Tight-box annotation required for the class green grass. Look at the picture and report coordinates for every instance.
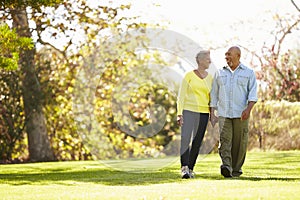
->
[1,151,299,200]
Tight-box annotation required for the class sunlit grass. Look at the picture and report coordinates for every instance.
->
[0,151,299,200]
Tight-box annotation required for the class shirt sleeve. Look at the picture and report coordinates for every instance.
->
[209,72,219,108]
[247,70,258,102]
[177,73,189,115]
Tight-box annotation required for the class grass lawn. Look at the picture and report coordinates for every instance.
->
[0,151,299,200]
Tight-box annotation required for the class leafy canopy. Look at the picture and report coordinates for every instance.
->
[1,0,63,8]
[0,24,33,70]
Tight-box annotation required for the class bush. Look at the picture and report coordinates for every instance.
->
[249,100,300,150]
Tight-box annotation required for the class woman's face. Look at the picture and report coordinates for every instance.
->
[197,53,211,69]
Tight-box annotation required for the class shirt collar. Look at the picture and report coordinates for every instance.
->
[223,63,245,71]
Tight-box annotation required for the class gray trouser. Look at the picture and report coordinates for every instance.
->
[218,117,249,173]
[180,110,209,170]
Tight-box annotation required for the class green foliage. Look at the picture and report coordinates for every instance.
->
[0,0,143,162]
[1,0,63,8]
[249,100,300,150]
[0,15,33,163]
[1,0,298,163]
[0,69,27,162]
[0,24,33,70]
[76,44,180,159]
[34,47,92,161]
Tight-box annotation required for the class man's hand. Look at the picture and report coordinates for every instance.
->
[241,109,250,120]
[241,101,256,120]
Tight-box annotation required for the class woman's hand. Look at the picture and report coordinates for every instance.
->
[177,115,183,126]
[210,113,218,127]
[210,107,218,127]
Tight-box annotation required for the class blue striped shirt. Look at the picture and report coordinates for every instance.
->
[210,63,258,118]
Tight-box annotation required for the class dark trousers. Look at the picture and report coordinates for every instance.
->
[180,110,209,170]
[218,117,249,173]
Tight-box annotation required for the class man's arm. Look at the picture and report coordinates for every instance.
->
[209,72,219,127]
[241,101,256,120]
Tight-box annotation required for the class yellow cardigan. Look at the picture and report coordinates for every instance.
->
[177,71,213,115]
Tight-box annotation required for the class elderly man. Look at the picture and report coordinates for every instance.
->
[210,46,258,178]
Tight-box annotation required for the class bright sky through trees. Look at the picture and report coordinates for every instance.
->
[117,0,300,67]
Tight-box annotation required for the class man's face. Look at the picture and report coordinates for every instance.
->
[225,48,239,67]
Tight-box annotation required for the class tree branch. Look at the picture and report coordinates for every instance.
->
[276,20,300,56]
[239,45,264,67]
[291,0,300,12]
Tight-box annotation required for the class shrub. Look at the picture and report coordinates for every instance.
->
[249,100,300,150]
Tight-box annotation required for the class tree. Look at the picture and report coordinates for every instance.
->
[0,0,160,161]
[241,0,300,102]
[0,23,34,162]
[1,1,64,161]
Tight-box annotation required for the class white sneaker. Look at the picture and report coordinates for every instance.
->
[189,169,195,178]
[181,166,190,179]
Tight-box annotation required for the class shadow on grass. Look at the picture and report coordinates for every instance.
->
[0,168,181,186]
[1,151,299,186]
[237,176,300,181]
[1,168,299,186]
[198,173,300,182]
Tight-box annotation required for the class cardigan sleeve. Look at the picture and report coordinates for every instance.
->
[177,73,189,115]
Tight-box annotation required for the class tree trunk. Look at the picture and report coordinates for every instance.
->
[11,8,55,162]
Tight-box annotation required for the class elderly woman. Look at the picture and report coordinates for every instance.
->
[177,50,213,178]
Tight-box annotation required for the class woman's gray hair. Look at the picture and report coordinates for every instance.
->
[196,50,210,60]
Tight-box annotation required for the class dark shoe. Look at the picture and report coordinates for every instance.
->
[232,170,243,177]
[221,166,232,178]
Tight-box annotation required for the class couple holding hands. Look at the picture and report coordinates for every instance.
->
[177,46,258,179]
